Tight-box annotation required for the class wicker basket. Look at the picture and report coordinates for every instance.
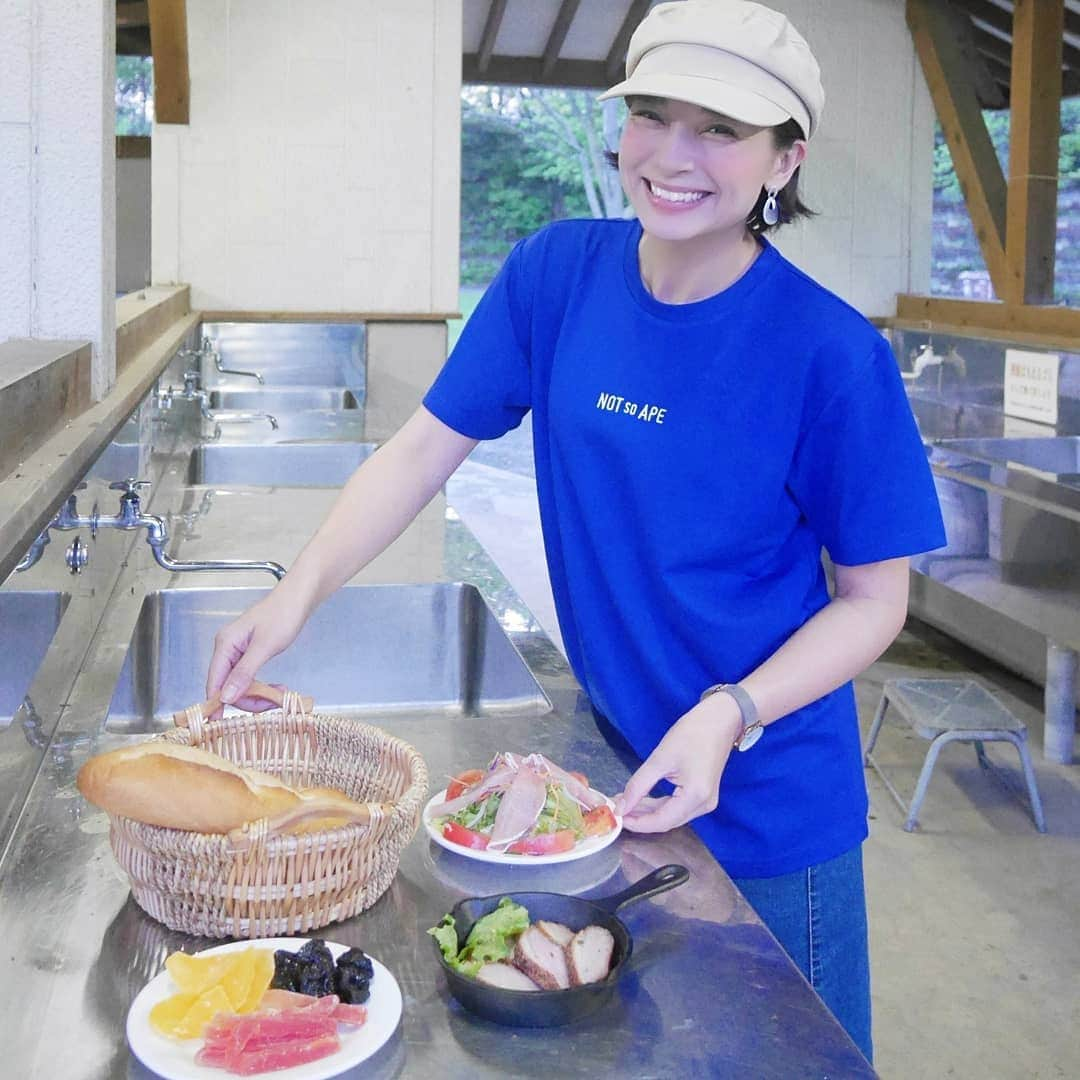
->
[108,687,428,939]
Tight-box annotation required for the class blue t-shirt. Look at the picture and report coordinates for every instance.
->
[424,219,946,877]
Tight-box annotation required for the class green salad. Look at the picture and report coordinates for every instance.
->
[439,784,586,839]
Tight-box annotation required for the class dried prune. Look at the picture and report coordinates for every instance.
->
[270,949,305,992]
[334,965,371,1004]
[336,948,374,981]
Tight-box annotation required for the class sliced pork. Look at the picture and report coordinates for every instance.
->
[513,925,570,990]
[567,925,615,986]
[535,920,574,948]
[475,962,542,991]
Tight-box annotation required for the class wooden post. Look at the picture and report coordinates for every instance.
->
[147,0,189,125]
[906,0,1011,298]
[1006,0,1064,304]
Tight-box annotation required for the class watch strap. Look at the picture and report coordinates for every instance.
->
[700,682,763,751]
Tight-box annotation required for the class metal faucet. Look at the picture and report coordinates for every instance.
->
[161,371,278,435]
[14,480,285,580]
[179,340,263,384]
[911,343,967,381]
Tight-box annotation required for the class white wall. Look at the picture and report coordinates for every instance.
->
[117,155,151,294]
[0,0,116,397]
[152,0,461,314]
[763,0,934,316]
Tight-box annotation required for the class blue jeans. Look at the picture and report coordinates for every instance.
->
[732,844,873,1063]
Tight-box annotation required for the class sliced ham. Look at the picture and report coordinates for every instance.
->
[567,925,615,986]
[535,920,574,948]
[427,764,518,817]
[474,962,542,991]
[512,925,570,990]
[527,754,607,811]
[257,989,367,1026]
[488,764,548,849]
[196,1032,340,1075]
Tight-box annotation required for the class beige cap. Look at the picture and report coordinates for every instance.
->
[599,0,824,139]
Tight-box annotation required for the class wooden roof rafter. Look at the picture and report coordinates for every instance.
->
[902,0,1078,335]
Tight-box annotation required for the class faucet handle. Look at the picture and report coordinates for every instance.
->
[109,479,151,497]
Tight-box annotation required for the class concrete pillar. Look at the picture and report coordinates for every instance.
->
[0,0,116,400]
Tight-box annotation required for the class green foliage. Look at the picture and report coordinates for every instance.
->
[459,86,621,285]
[116,55,153,135]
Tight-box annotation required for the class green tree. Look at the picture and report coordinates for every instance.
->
[116,55,153,135]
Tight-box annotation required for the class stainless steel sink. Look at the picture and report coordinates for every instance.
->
[934,436,1080,479]
[0,590,69,725]
[105,583,552,733]
[188,442,377,486]
[209,388,361,411]
[203,322,365,391]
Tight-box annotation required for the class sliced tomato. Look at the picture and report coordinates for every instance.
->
[506,829,577,856]
[568,770,589,788]
[582,805,618,837]
[442,821,490,850]
[445,768,486,801]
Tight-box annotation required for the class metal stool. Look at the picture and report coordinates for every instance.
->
[865,678,1047,833]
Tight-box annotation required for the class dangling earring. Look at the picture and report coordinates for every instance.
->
[762,187,780,226]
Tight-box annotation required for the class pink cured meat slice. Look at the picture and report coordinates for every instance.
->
[202,1011,338,1054]
[199,1032,341,1075]
[488,764,548,848]
[257,989,368,1027]
[427,765,518,817]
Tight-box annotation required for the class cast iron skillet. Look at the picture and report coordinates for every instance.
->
[435,863,689,1027]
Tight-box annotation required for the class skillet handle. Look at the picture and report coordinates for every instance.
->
[594,864,690,915]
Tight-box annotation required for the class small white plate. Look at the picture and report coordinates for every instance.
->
[423,788,622,866]
[127,938,402,1080]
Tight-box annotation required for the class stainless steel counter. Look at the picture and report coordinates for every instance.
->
[0,356,874,1078]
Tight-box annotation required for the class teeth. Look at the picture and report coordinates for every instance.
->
[648,180,706,204]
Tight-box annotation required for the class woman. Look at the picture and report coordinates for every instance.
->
[207,1,944,1061]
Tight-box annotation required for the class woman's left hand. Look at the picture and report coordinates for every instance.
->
[614,694,743,832]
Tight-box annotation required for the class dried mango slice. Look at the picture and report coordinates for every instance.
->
[172,984,233,1040]
[219,949,257,1012]
[240,949,276,1013]
[165,951,236,995]
[149,991,199,1037]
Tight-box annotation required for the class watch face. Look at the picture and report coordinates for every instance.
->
[737,724,764,752]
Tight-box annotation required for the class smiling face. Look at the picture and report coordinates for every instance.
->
[618,96,805,247]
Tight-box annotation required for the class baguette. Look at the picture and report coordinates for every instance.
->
[76,741,368,834]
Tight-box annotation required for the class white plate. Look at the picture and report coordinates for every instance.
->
[127,938,402,1080]
[423,788,622,866]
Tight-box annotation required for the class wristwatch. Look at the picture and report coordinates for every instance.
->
[699,683,764,751]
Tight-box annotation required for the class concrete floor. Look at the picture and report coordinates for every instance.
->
[446,422,1080,1080]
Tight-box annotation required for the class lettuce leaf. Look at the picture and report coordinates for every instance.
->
[427,897,531,977]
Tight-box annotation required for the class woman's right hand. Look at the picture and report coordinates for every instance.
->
[206,590,309,711]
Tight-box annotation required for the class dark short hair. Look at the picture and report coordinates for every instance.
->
[604,113,815,234]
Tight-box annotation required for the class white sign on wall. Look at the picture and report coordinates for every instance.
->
[1003,349,1059,425]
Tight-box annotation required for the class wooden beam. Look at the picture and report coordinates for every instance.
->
[147,0,189,124]
[605,0,651,83]
[117,1,149,28]
[476,0,508,76]
[1006,0,1063,305]
[463,54,613,89]
[116,135,151,159]
[894,295,1080,346]
[198,311,460,323]
[116,26,151,55]
[542,0,583,79]
[907,0,1011,296]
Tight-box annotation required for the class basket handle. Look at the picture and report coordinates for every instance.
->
[226,797,394,852]
[173,679,314,728]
